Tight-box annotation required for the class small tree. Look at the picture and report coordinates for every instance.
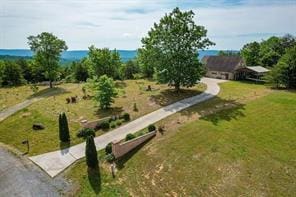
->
[93,75,118,109]
[85,135,98,168]
[58,112,70,142]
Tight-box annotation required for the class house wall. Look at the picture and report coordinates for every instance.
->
[112,131,156,159]
[206,71,234,80]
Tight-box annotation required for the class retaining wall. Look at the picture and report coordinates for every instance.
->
[112,131,156,158]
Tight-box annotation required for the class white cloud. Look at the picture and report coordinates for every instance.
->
[0,0,295,50]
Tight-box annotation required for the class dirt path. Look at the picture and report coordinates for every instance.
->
[0,98,42,122]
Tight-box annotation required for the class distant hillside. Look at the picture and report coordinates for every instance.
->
[0,49,228,62]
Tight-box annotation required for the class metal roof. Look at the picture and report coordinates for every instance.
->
[246,66,269,73]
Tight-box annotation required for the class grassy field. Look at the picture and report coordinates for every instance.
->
[65,81,296,196]
[0,80,205,155]
[0,85,47,111]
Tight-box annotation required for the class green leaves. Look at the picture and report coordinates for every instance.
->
[90,75,118,109]
[139,7,214,90]
[88,46,121,79]
[27,32,67,87]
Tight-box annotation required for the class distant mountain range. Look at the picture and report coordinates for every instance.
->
[0,49,225,63]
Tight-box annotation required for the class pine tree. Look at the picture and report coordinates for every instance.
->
[85,135,99,168]
[59,112,70,142]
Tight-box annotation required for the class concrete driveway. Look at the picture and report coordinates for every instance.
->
[0,146,68,197]
[29,78,226,177]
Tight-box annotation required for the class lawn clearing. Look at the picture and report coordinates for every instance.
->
[0,85,47,111]
[65,81,296,196]
[0,80,205,155]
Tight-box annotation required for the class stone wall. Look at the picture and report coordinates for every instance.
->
[112,131,156,158]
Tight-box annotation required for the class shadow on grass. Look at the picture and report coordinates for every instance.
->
[150,89,204,106]
[59,141,70,155]
[200,104,246,125]
[87,166,101,194]
[180,96,246,125]
[27,87,70,99]
[115,139,152,170]
[95,107,124,118]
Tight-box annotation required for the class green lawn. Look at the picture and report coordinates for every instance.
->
[0,80,205,155]
[65,81,296,196]
[0,85,47,111]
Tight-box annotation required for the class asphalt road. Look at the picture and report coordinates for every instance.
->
[0,146,68,197]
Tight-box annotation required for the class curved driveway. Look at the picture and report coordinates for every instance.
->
[30,78,226,177]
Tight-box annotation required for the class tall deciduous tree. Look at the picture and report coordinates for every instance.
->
[28,32,68,88]
[88,46,121,79]
[0,60,24,86]
[140,7,214,90]
[240,42,260,66]
[267,45,296,89]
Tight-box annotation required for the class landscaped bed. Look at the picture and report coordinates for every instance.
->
[0,80,205,155]
[64,81,296,196]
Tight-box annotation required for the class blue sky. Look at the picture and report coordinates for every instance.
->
[0,0,296,50]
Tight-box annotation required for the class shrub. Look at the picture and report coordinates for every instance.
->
[105,143,112,154]
[100,121,110,130]
[59,112,70,142]
[110,121,116,128]
[77,128,95,139]
[122,113,130,122]
[85,136,98,168]
[30,84,39,94]
[116,120,122,126]
[125,133,136,141]
[105,153,115,163]
[148,124,156,132]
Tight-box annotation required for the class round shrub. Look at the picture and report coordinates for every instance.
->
[110,121,116,128]
[116,120,122,126]
[77,128,95,139]
[100,121,110,130]
[125,133,136,141]
[105,153,115,163]
[105,143,112,154]
[122,113,130,122]
[148,124,156,132]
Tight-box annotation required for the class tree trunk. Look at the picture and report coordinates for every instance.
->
[49,80,53,88]
[175,83,180,92]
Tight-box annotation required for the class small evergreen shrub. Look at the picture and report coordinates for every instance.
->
[77,128,95,139]
[125,133,136,141]
[59,112,70,142]
[85,136,98,168]
[105,142,112,154]
[100,121,110,130]
[148,124,156,132]
[122,113,130,122]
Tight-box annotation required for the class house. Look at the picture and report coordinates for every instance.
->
[202,56,269,81]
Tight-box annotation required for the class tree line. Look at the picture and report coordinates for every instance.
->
[240,34,296,88]
[0,7,295,89]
